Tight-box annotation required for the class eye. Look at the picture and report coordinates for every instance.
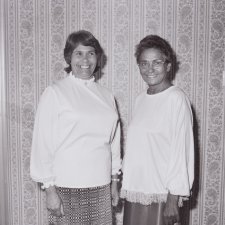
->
[153,60,164,66]
[89,51,96,56]
[140,62,148,67]
[73,51,82,56]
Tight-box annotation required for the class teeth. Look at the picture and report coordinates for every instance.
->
[80,65,90,69]
[147,75,156,78]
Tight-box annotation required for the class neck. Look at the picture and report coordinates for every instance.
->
[72,74,94,80]
[147,82,172,95]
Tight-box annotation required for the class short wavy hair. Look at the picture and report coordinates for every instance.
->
[64,30,103,74]
[135,35,178,78]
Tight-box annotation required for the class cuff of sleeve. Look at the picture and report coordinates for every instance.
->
[41,181,55,190]
[168,189,191,207]
[178,196,190,207]
[112,169,122,176]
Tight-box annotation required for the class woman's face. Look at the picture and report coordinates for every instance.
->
[138,48,171,88]
[71,44,98,80]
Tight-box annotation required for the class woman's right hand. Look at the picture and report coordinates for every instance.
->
[163,193,180,225]
[45,186,64,217]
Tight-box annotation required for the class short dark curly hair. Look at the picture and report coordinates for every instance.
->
[135,35,178,77]
[64,30,103,74]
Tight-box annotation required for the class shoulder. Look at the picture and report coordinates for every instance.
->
[44,76,72,99]
[51,75,71,91]
[167,87,192,119]
[167,86,191,106]
[38,76,71,102]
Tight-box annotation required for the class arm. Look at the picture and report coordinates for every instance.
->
[30,87,65,216]
[110,97,122,206]
[111,120,122,175]
[30,86,61,201]
[164,95,194,223]
[166,95,194,197]
[111,121,121,207]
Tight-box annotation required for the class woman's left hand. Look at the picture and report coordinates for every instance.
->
[111,181,120,207]
[163,193,180,225]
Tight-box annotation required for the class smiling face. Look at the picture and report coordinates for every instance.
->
[71,44,98,80]
[138,48,171,92]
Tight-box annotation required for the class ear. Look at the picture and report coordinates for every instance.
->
[166,62,171,72]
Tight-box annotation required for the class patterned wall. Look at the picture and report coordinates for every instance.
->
[3,0,225,224]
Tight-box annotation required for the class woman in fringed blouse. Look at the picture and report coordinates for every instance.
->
[121,35,194,225]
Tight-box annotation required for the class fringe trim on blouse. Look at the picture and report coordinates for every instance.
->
[120,189,167,205]
[120,190,186,207]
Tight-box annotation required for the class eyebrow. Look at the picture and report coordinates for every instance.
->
[139,59,164,62]
[73,50,96,52]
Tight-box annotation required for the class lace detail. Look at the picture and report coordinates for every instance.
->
[121,189,188,207]
[31,175,56,189]
[41,181,55,189]
[120,189,167,205]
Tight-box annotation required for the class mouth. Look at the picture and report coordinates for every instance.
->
[80,65,91,69]
[146,74,157,78]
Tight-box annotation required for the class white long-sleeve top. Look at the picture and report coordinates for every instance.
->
[121,86,194,205]
[30,73,121,188]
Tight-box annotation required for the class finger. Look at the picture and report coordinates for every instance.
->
[164,218,170,225]
[172,215,180,224]
[164,216,175,225]
[112,200,117,207]
[169,218,175,225]
[49,207,62,217]
[60,204,65,216]
[112,196,119,207]
[169,217,177,224]
[171,216,179,225]
[54,209,62,217]
[112,199,116,206]
[112,198,116,207]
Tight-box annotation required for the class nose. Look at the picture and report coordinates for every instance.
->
[147,63,154,72]
[82,54,89,61]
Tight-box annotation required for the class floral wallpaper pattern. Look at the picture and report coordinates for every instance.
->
[3,0,225,224]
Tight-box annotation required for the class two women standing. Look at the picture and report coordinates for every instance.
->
[30,31,194,225]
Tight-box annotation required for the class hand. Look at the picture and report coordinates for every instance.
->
[45,186,64,217]
[111,181,119,207]
[163,193,180,225]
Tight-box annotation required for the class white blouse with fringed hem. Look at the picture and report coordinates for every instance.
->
[121,86,194,206]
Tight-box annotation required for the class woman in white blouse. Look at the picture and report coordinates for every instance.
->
[121,35,194,225]
[30,30,121,225]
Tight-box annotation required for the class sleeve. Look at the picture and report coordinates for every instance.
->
[30,86,59,188]
[110,98,122,175]
[165,94,194,197]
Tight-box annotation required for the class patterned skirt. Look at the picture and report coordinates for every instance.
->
[49,184,112,225]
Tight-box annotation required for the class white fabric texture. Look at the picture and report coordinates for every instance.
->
[30,73,121,188]
[121,86,194,205]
